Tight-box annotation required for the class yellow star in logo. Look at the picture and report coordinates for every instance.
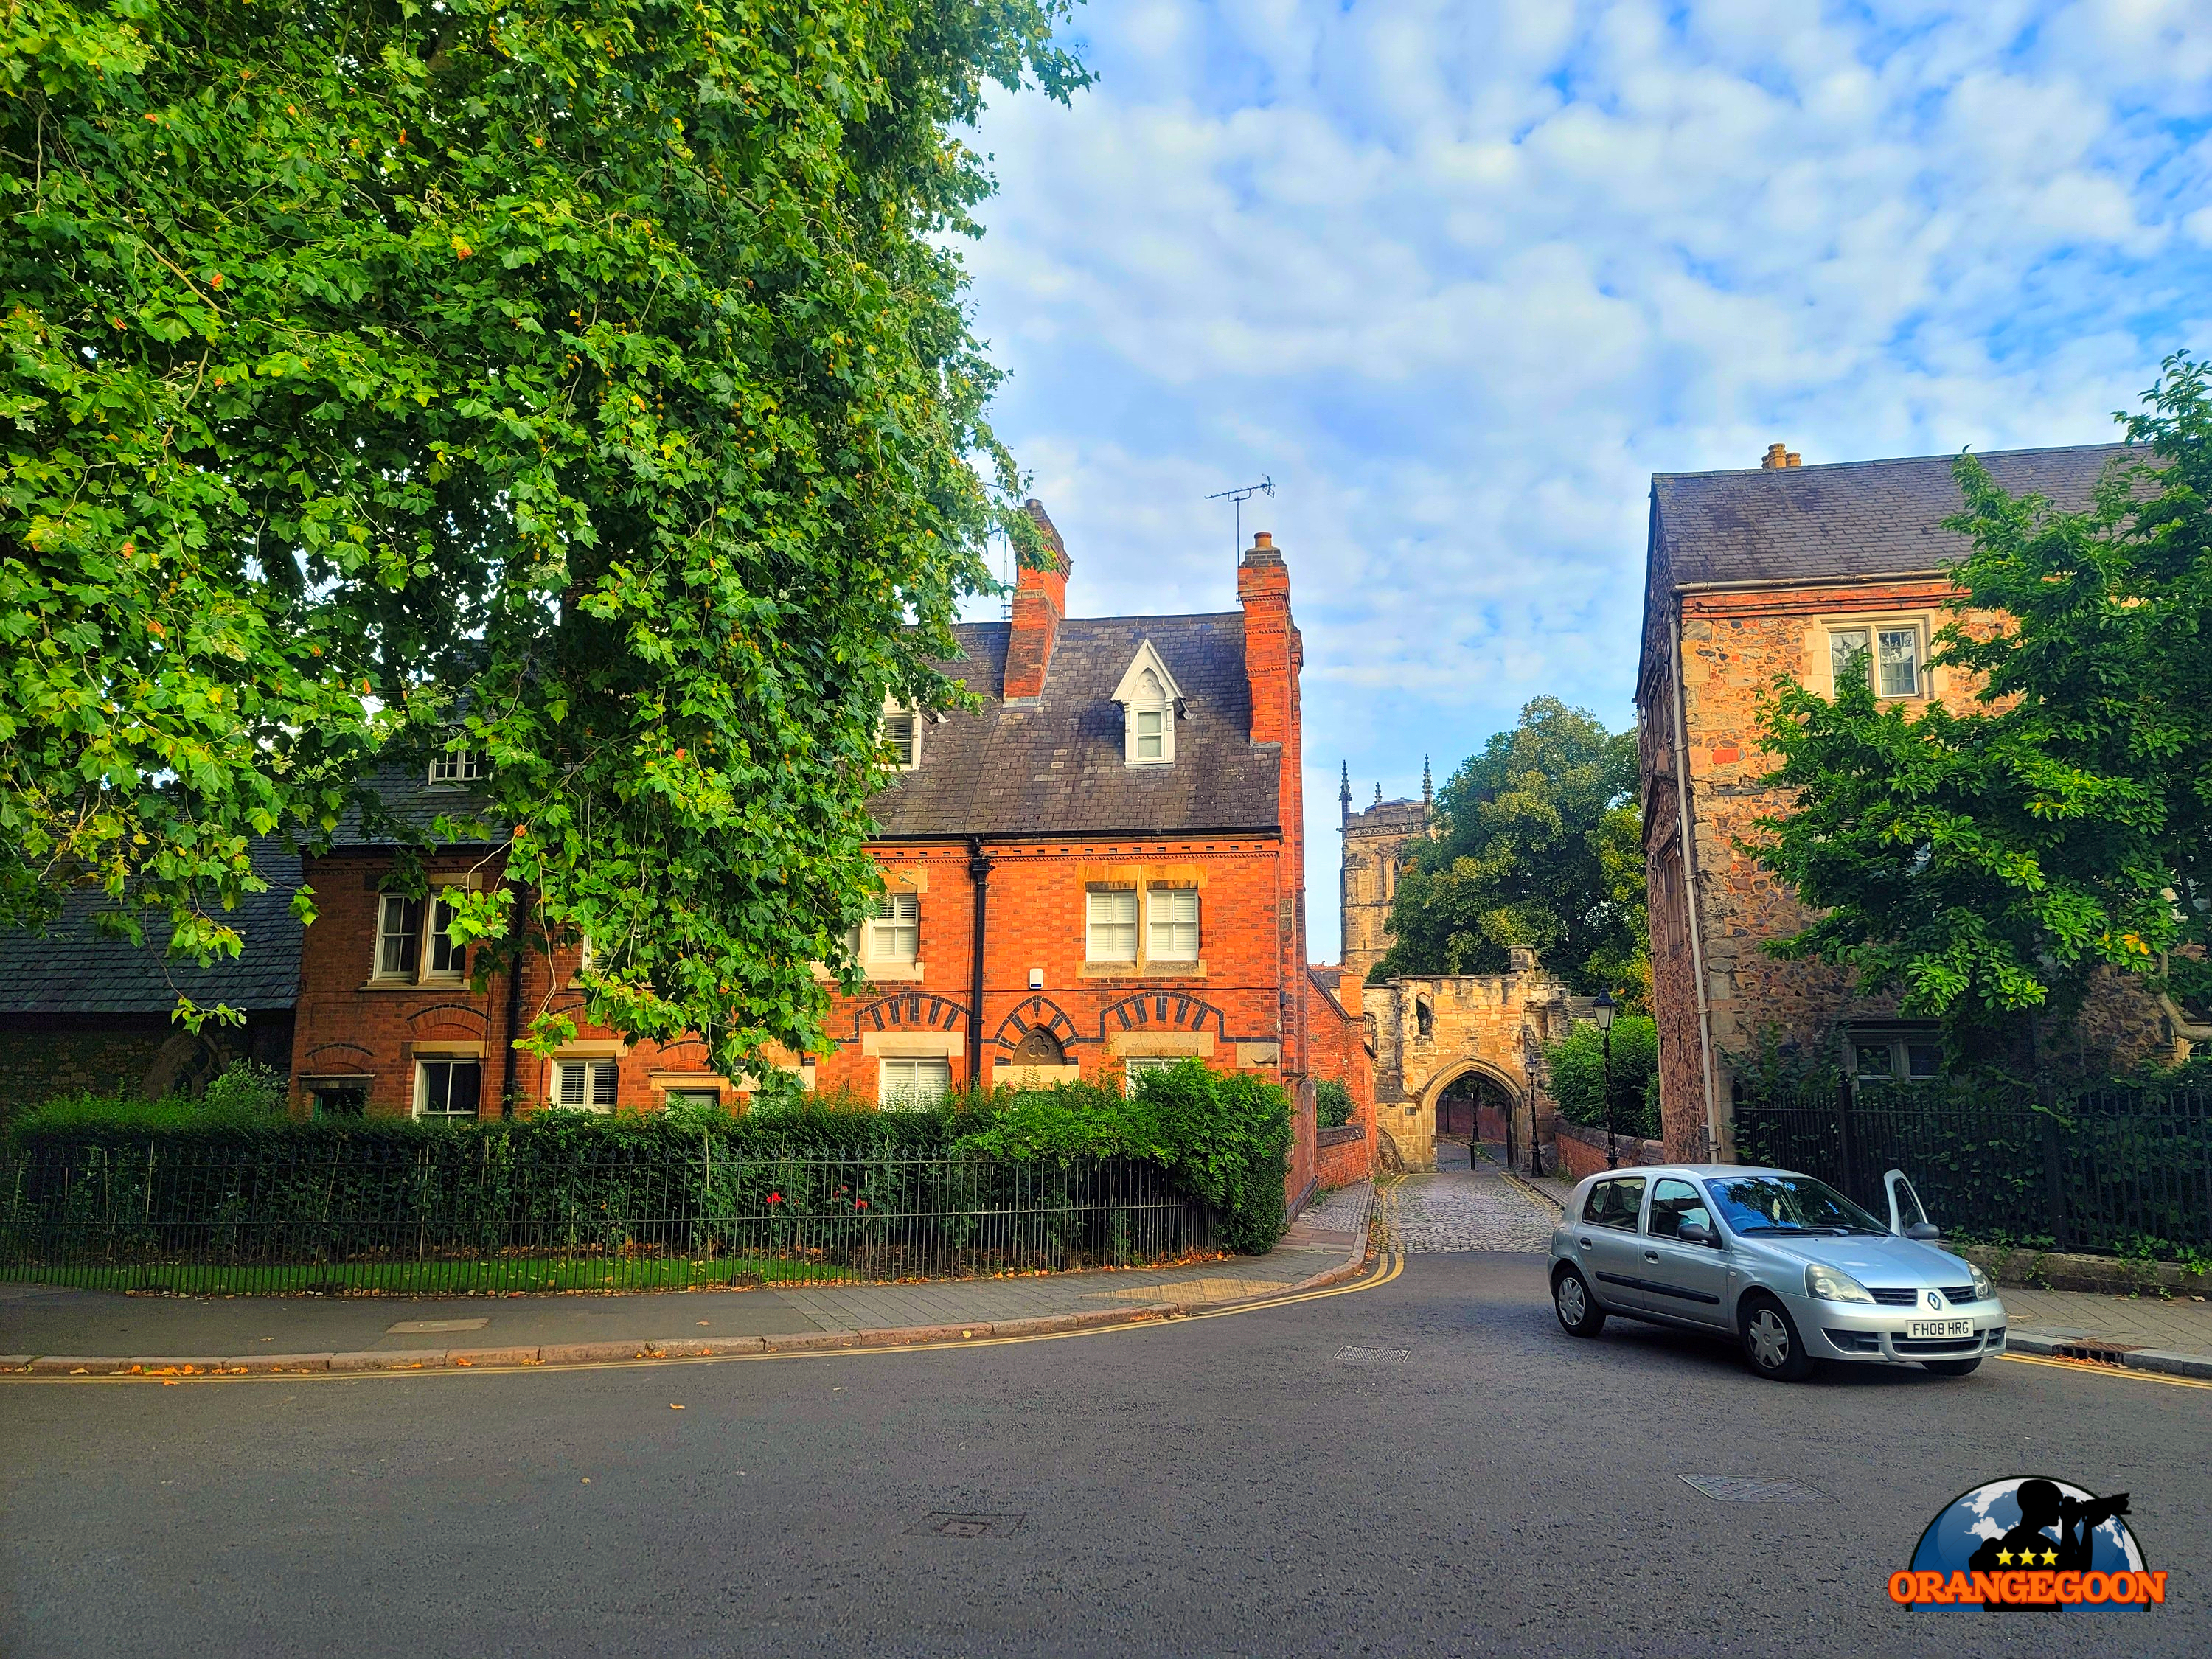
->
[1995,1548,2014,1565]
[2041,1548,2059,1566]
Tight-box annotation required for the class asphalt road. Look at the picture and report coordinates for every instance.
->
[5,1251,2208,1658]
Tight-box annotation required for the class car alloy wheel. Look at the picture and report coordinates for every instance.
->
[1739,1295,1813,1381]
[1553,1267,1605,1337]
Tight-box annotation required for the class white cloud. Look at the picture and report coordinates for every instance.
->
[958,0,2212,957]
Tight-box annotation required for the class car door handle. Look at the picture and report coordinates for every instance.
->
[1644,1250,1660,1262]
[1578,1238,1593,1251]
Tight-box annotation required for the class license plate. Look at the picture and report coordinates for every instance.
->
[1909,1318,1975,1340]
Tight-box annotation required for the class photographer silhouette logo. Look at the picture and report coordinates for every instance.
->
[1893,1476,2165,1610]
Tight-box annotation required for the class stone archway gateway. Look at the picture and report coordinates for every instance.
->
[1363,948,1590,1172]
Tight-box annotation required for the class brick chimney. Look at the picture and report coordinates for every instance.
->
[1761,442,1802,470]
[1238,529,1307,1076]
[1002,499,1068,702]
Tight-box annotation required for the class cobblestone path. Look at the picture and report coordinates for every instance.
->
[1379,1146,1557,1254]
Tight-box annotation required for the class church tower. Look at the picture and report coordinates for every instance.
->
[1338,759,1433,987]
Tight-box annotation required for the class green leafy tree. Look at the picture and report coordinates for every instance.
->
[1750,354,2212,1050]
[1,0,1086,1068]
[1541,1015,1659,1140]
[1373,697,1646,1001]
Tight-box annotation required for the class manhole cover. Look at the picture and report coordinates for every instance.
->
[908,1512,1025,1537]
[1679,1475,1832,1505]
[1336,1346,1411,1365]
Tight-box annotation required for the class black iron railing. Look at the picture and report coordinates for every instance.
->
[0,1141,1216,1295]
[1732,1080,2212,1256]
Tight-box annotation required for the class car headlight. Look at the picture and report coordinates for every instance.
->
[1969,1263,1994,1301]
[1805,1263,1876,1304]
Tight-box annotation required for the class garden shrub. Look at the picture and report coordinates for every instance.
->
[1543,1015,1660,1141]
[1314,1079,1353,1129]
[953,1062,1293,1253]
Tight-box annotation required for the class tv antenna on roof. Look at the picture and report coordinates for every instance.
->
[1204,476,1274,556]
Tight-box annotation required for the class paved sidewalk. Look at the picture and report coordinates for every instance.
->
[0,1222,1365,1376]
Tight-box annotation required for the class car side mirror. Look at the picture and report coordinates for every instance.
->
[1905,1222,1941,1242]
[1677,1220,1718,1248]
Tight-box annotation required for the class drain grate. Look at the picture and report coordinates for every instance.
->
[908,1512,1025,1537]
[1336,1346,1411,1365]
[1679,1475,1832,1505]
[2053,1341,2135,1366]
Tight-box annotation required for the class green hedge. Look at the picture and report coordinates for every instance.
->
[952,1062,1293,1253]
[4,1065,1296,1259]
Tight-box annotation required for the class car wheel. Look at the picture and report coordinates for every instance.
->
[1922,1357,1981,1377]
[1739,1293,1815,1381]
[1553,1266,1606,1337]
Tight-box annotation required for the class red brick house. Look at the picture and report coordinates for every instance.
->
[1636,441,2189,1161]
[283,511,1352,1205]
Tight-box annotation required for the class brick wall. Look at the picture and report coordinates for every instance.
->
[1551,1117,1668,1183]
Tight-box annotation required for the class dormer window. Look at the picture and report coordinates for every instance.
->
[1110,640,1183,768]
[882,703,919,770]
[428,747,487,786]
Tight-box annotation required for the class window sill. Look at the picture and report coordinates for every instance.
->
[358,978,469,992]
[1124,758,1175,769]
[1080,961,1206,978]
[860,961,926,983]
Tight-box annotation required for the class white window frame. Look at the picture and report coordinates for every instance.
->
[1086,887,1139,964]
[552,1057,619,1113]
[878,1056,950,1109]
[881,705,919,771]
[868,892,920,964]
[1146,886,1199,963]
[414,1057,483,1119]
[373,891,467,984]
[428,748,487,786]
[1824,617,1929,701]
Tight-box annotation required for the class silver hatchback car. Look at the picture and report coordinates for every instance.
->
[1547,1164,2006,1381]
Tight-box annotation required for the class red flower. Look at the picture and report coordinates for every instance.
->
[857,1200,868,1210]
[768,1192,782,1204]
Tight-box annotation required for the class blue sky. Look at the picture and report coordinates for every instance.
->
[953,0,2212,959]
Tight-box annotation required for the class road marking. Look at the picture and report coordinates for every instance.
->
[7,1250,1408,1387]
[1997,1352,2212,1391]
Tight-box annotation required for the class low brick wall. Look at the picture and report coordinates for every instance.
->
[1551,1118,1667,1183]
[1475,1102,1509,1144]
[1315,1121,1370,1189]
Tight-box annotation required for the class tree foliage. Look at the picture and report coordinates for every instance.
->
[1750,355,2212,1046]
[1,0,1086,1068]
[1372,697,1646,1001]
[1541,1015,1659,1140]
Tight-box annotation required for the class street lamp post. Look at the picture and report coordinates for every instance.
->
[1593,990,1620,1171]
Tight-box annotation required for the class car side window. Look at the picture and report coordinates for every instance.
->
[1582,1176,1646,1231]
[1647,1178,1714,1239]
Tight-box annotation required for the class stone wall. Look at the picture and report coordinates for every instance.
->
[1551,1118,1668,1183]
[0,1012,294,1124]
[1363,955,1582,1172]
[1640,577,2182,1161]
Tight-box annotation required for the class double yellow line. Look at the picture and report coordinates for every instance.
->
[1997,1351,2212,1393]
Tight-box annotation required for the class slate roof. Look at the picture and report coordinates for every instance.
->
[868,614,1281,838]
[1652,442,2135,589]
[327,766,495,848]
[0,838,305,1015]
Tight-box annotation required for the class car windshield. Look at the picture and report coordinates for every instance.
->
[1701,1175,1887,1236]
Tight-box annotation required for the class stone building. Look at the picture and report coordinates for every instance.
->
[1635,440,2192,1161]
[1335,762,1430,986]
